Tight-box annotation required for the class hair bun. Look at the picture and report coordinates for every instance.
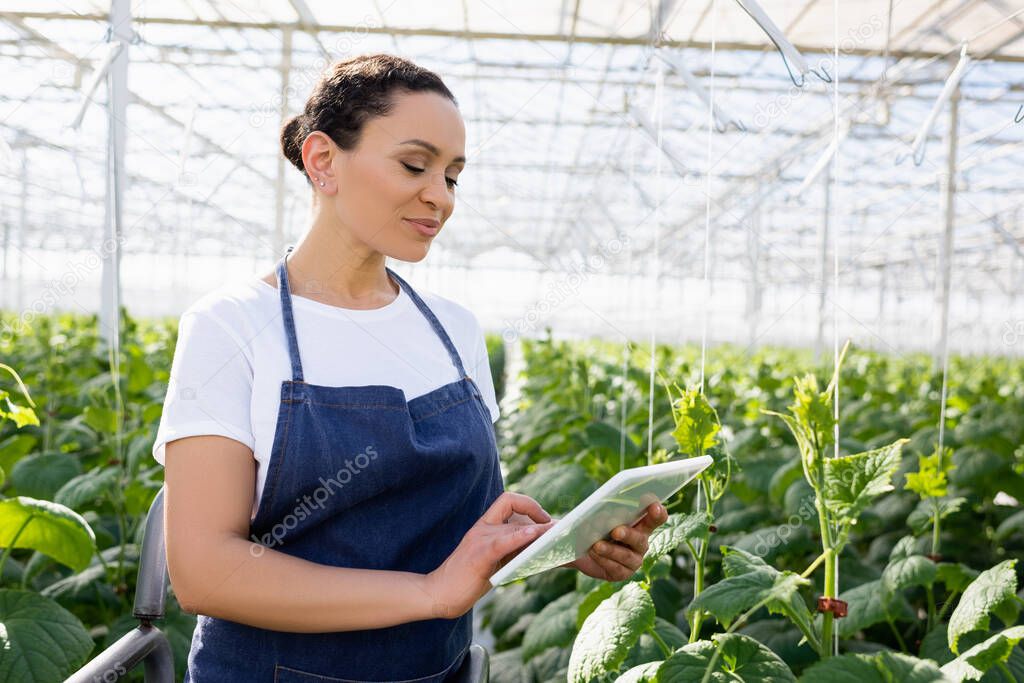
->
[280,115,308,173]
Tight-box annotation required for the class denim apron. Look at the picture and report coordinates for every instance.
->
[183,251,505,682]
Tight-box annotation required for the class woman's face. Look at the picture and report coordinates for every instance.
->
[324,90,466,263]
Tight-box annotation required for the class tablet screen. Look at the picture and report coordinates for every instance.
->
[490,456,713,586]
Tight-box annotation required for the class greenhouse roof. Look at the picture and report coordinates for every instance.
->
[1,0,1022,352]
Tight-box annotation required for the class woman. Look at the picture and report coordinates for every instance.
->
[154,53,667,682]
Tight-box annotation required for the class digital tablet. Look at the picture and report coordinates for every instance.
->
[489,455,714,586]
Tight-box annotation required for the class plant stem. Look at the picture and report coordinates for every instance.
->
[926,584,937,631]
[936,589,960,623]
[700,598,771,683]
[801,552,827,578]
[0,514,34,584]
[649,625,673,658]
[887,618,908,652]
[930,498,941,558]
[821,547,837,658]
[689,530,708,643]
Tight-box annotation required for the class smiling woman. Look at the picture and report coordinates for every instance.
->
[156,53,524,683]
[155,52,661,683]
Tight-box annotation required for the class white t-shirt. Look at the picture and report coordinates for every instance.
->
[152,275,500,520]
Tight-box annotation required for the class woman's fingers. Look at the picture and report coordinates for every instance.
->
[489,519,554,562]
[609,525,650,556]
[481,492,552,525]
[592,539,641,568]
[587,547,636,581]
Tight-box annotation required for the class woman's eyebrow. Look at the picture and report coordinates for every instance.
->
[398,139,466,164]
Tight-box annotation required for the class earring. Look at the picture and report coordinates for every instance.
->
[318,178,326,187]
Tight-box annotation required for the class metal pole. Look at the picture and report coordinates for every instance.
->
[814,170,831,362]
[99,0,130,347]
[17,153,27,312]
[934,85,959,364]
[273,28,293,260]
[746,196,762,350]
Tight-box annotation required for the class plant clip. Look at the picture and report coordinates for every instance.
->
[816,597,848,618]
[926,553,943,563]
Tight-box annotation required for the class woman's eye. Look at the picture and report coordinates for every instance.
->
[404,162,457,190]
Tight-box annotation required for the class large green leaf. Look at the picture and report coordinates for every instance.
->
[696,547,815,644]
[689,567,809,630]
[834,578,914,638]
[0,433,37,472]
[657,633,796,683]
[8,452,81,500]
[941,625,1024,681]
[641,512,707,575]
[881,536,937,596]
[54,467,120,510]
[569,583,655,683]
[615,661,661,683]
[799,651,949,683]
[823,440,907,525]
[0,497,96,572]
[948,559,1019,654]
[522,590,584,659]
[0,589,94,682]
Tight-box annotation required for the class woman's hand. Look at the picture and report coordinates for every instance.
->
[422,492,554,619]
[567,502,669,581]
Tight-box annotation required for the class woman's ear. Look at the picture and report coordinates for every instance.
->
[301,131,337,192]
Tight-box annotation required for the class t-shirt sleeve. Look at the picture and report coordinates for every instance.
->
[469,318,501,423]
[152,306,255,465]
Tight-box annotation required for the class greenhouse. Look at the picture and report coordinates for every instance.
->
[0,0,1022,681]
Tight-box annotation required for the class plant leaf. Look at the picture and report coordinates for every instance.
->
[615,661,661,683]
[0,588,95,682]
[642,512,707,575]
[569,583,655,683]
[657,633,796,683]
[0,497,96,571]
[688,561,809,632]
[522,591,584,660]
[799,651,949,683]
[834,579,914,639]
[907,497,966,536]
[948,559,1019,654]
[881,536,937,596]
[823,440,907,525]
[941,625,1024,681]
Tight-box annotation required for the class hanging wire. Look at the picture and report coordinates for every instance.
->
[620,121,638,473]
[646,56,666,468]
[831,0,842,657]
[693,0,719,572]
[698,0,716,396]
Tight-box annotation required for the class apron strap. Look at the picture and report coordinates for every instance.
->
[276,248,305,382]
[386,266,470,380]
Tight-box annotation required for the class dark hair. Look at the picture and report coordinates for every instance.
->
[280,53,457,182]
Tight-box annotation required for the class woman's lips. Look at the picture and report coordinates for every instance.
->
[403,218,439,237]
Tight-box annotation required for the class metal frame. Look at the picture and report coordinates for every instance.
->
[1,0,1022,354]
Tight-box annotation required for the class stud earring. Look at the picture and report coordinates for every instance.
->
[318,179,325,187]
